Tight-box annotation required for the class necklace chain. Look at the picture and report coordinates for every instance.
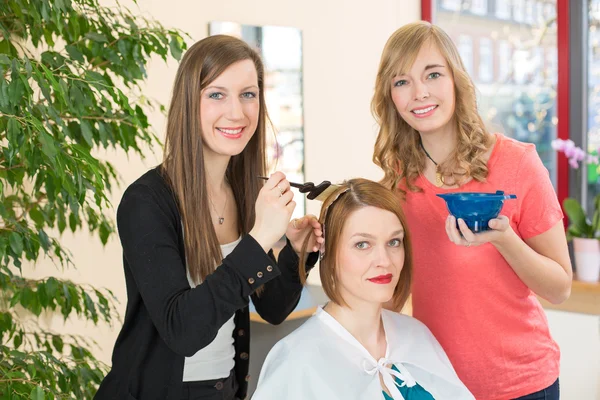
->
[420,140,445,187]
[208,186,228,225]
[420,140,438,166]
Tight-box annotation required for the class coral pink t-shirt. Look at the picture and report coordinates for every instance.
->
[403,134,562,400]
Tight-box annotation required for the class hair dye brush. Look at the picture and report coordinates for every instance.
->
[258,177,340,201]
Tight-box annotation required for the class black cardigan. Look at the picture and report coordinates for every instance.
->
[94,168,317,400]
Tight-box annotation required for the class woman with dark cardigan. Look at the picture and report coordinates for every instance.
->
[94,35,322,400]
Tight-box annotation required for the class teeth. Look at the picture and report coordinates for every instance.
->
[413,106,436,115]
[218,128,243,134]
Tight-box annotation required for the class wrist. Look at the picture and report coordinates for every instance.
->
[249,230,270,252]
[491,227,519,249]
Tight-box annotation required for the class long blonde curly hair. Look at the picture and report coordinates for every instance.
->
[372,21,493,193]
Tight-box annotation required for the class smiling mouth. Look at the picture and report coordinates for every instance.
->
[411,105,438,115]
[217,127,244,135]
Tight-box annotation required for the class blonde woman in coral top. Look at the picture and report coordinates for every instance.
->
[371,21,572,400]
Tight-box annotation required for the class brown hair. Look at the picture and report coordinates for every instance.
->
[299,179,412,310]
[161,35,268,284]
[371,21,493,193]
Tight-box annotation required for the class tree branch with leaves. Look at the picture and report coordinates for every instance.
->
[0,0,187,398]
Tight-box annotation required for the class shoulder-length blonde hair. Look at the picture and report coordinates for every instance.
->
[372,21,493,193]
[299,179,412,311]
[161,35,268,284]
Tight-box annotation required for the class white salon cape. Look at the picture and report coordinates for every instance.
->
[252,307,474,400]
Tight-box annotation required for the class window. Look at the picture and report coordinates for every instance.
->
[496,0,512,19]
[471,0,488,15]
[479,38,494,82]
[545,47,557,85]
[441,0,462,11]
[536,1,545,23]
[457,35,474,75]
[587,0,600,209]
[513,49,530,84]
[513,2,525,22]
[498,40,512,81]
[532,47,544,84]
[525,0,535,24]
[544,3,555,19]
[435,0,558,184]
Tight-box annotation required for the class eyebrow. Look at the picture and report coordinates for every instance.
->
[424,64,445,71]
[394,64,445,78]
[204,85,259,91]
[351,230,404,239]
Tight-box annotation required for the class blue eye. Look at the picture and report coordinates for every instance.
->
[355,241,369,250]
[394,79,408,87]
[428,72,441,79]
[241,92,257,99]
[389,238,402,247]
[208,92,224,100]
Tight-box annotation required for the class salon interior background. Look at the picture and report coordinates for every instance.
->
[13,0,600,399]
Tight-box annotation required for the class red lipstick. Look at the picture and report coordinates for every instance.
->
[367,274,393,284]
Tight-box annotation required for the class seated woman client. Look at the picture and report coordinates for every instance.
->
[252,179,474,400]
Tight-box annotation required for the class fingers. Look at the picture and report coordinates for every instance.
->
[308,215,321,230]
[445,216,463,244]
[289,215,324,252]
[262,172,292,201]
[446,216,478,247]
[278,188,294,206]
[444,215,454,242]
[260,172,292,203]
[276,180,290,196]
[285,200,297,215]
[457,218,476,243]
[314,234,324,249]
[293,215,319,229]
[262,171,286,190]
[488,215,509,231]
[294,216,323,237]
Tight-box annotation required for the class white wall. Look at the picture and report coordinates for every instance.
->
[546,310,600,399]
[20,0,421,365]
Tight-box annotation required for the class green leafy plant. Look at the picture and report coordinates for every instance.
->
[563,195,600,240]
[0,0,186,398]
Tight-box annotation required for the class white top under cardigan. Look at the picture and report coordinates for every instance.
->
[182,236,241,382]
[252,306,474,400]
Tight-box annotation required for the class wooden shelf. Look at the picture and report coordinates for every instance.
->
[538,279,600,316]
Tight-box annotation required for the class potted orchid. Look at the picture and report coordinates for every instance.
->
[552,139,600,282]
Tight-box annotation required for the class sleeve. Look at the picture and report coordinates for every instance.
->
[250,239,319,325]
[117,183,282,357]
[514,145,564,239]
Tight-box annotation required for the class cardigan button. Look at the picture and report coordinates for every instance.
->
[266,265,273,272]
[248,278,255,285]
[215,381,224,390]
[240,352,249,360]
[245,374,251,382]
[238,329,245,336]
[257,271,263,278]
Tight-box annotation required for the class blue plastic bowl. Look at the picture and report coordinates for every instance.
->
[436,191,517,232]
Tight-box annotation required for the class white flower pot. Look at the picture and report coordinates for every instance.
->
[573,237,600,283]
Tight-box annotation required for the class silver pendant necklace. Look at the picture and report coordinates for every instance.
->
[209,189,228,225]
